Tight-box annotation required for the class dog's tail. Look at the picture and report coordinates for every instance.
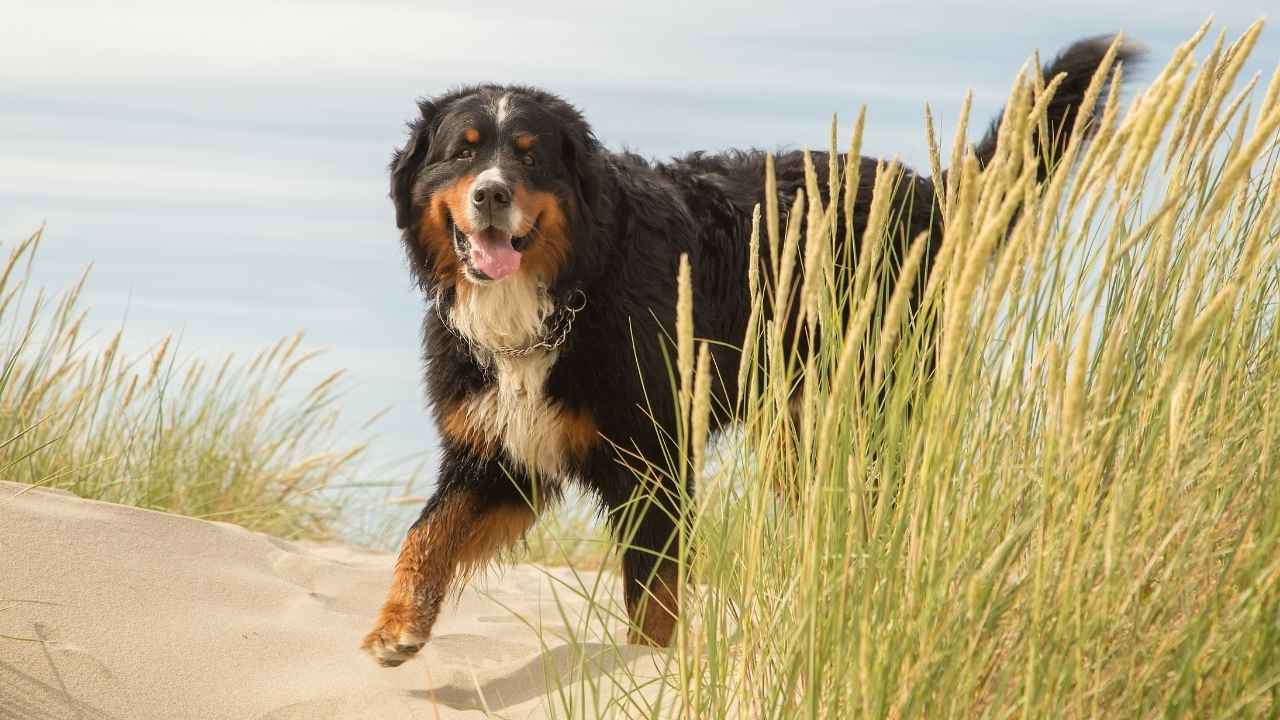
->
[971,34,1145,175]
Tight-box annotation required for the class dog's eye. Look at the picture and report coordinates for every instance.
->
[521,154,536,167]
[456,149,476,161]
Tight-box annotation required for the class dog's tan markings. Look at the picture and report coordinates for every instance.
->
[511,183,571,283]
[559,407,600,461]
[463,127,480,144]
[437,399,497,455]
[627,562,680,647]
[454,504,537,577]
[514,132,537,152]
[422,173,476,286]
[361,493,537,666]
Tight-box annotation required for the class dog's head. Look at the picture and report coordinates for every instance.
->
[391,85,609,295]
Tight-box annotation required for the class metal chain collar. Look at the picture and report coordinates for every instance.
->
[438,288,587,359]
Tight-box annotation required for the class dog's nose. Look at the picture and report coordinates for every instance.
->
[471,179,512,209]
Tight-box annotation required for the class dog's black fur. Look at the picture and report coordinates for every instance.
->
[363,35,1141,665]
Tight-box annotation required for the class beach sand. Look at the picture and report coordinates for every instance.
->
[0,481,671,719]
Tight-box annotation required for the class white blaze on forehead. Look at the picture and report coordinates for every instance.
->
[494,93,512,125]
[473,166,505,186]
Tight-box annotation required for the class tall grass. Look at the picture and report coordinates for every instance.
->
[0,230,368,539]
[535,23,1280,718]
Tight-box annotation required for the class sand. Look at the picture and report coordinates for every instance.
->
[0,481,671,719]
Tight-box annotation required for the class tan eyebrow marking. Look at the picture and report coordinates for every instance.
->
[514,133,537,151]
[463,128,480,143]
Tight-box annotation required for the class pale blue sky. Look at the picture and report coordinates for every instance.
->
[2,2,1275,507]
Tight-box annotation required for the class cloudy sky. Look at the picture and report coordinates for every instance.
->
[2,1,1275,501]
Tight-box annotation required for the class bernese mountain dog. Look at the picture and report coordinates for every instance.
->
[362,35,1141,666]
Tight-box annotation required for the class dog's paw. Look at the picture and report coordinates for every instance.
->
[361,606,428,668]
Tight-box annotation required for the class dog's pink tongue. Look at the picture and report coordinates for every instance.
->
[469,228,521,280]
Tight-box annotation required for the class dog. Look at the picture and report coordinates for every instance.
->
[361,35,1141,666]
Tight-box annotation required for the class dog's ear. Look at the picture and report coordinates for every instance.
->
[390,100,439,229]
[562,122,608,225]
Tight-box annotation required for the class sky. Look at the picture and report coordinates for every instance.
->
[2,1,1276,514]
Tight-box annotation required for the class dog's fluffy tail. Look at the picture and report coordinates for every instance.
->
[972,34,1145,173]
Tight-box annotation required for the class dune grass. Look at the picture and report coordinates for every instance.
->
[523,23,1280,718]
[0,229,368,539]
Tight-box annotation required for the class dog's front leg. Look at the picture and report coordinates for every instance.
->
[361,448,537,667]
[601,476,685,648]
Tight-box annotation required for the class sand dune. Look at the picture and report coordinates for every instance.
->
[0,481,669,719]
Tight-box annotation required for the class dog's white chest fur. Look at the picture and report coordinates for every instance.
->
[466,353,568,478]
[448,273,552,353]
[447,276,570,479]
